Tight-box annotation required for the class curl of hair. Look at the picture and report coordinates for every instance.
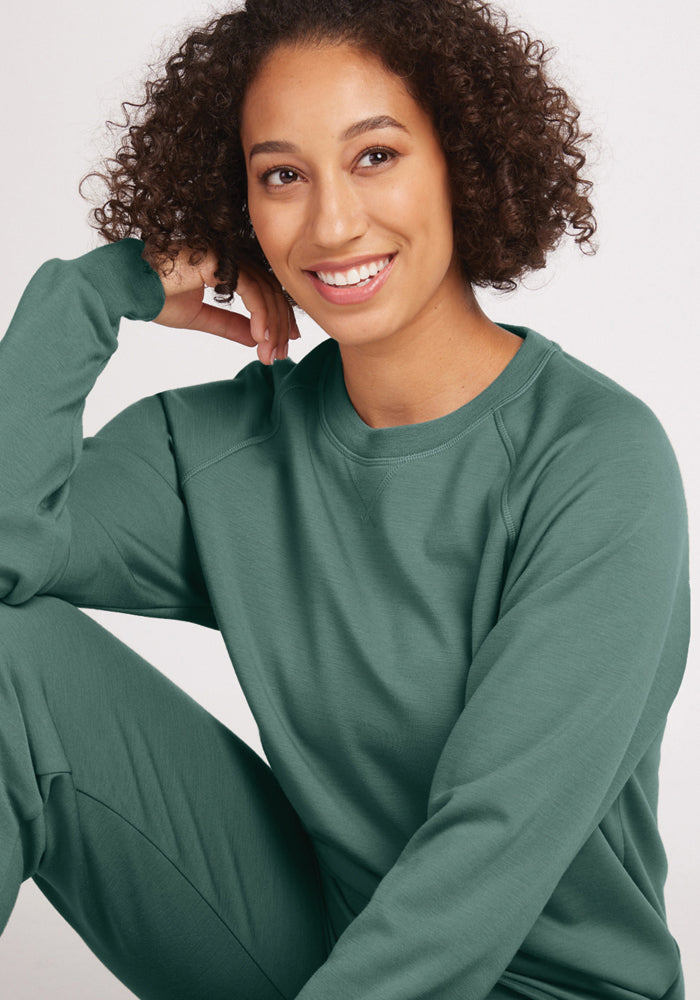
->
[82,0,598,301]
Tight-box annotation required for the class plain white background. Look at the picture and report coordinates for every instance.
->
[0,1,698,997]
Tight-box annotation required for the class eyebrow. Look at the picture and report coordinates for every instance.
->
[247,115,409,162]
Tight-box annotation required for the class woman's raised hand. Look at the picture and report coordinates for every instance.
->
[152,247,300,365]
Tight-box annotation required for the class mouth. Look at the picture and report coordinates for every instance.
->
[304,253,397,305]
[308,254,395,287]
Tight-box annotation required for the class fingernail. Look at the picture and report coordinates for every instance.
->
[270,348,277,364]
[264,327,270,341]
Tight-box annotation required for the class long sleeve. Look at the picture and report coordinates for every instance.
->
[295,399,690,1000]
[0,238,216,628]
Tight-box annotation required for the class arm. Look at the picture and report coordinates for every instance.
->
[295,402,690,1000]
[1,237,298,622]
[0,239,208,622]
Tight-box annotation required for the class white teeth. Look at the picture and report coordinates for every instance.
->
[316,256,392,287]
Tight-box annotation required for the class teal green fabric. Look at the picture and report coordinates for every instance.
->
[0,593,332,1000]
[0,238,690,999]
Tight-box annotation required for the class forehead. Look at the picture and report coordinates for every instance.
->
[240,42,423,144]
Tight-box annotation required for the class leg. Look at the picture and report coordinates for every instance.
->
[0,595,332,1000]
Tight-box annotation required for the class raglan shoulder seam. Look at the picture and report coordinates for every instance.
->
[177,380,316,486]
[491,344,559,548]
[493,409,517,548]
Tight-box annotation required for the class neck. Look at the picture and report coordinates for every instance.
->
[336,278,523,430]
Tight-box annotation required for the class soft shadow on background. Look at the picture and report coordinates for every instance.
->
[1,0,698,996]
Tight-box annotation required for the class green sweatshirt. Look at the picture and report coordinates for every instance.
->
[0,238,690,1000]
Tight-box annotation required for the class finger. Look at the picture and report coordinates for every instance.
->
[266,281,298,359]
[269,285,291,360]
[278,300,292,360]
[235,273,273,352]
[253,277,287,364]
[238,260,290,361]
[185,301,257,345]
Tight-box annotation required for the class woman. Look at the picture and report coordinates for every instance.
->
[0,1,690,998]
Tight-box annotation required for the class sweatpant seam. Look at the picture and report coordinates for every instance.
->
[73,786,289,1000]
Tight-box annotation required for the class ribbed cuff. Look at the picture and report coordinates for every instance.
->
[71,238,166,324]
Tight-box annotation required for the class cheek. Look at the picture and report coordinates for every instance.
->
[421,167,456,257]
[370,175,415,224]
[373,166,452,242]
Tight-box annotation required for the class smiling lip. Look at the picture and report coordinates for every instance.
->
[304,252,396,272]
[306,253,397,305]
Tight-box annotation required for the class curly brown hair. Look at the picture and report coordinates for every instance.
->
[83,0,598,301]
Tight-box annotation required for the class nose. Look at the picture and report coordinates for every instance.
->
[305,171,368,251]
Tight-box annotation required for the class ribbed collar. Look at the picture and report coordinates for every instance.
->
[318,323,559,461]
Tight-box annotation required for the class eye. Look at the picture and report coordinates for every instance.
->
[260,167,300,188]
[356,146,398,169]
[258,146,398,189]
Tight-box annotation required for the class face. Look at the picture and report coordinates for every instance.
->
[240,41,467,350]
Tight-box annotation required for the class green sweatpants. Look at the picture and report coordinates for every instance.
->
[0,593,339,1000]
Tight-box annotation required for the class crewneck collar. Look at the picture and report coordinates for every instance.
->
[318,323,560,461]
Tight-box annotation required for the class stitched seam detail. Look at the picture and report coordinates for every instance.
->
[343,454,376,525]
[357,463,410,523]
[317,345,558,465]
[74,787,288,1000]
[493,408,517,547]
[319,402,496,465]
[180,382,309,485]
